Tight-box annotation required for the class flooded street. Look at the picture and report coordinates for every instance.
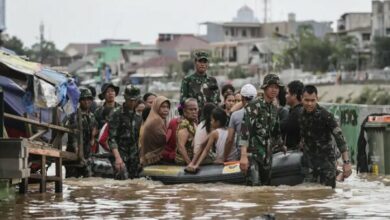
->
[1,171,390,219]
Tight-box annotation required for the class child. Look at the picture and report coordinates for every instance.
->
[186,108,229,173]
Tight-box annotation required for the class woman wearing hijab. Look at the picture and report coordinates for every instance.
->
[140,96,171,166]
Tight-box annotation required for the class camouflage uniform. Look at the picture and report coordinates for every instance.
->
[108,85,142,179]
[239,74,284,185]
[64,89,98,177]
[179,50,220,110]
[94,102,121,129]
[299,104,348,188]
[95,83,120,129]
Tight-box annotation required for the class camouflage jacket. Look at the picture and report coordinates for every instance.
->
[108,104,142,158]
[64,110,97,158]
[239,97,283,157]
[299,104,348,159]
[94,102,121,129]
[179,72,221,109]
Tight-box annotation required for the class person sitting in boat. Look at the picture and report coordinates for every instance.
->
[161,105,184,163]
[175,98,199,165]
[186,108,229,172]
[221,93,235,117]
[192,103,218,159]
[140,96,171,166]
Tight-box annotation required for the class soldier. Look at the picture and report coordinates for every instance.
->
[64,88,98,178]
[179,50,220,113]
[94,83,121,129]
[299,85,352,188]
[239,74,286,186]
[108,85,142,179]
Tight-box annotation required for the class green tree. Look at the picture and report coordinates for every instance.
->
[2,35,28,56]
[28,40,64,65]
[329,35,358,71]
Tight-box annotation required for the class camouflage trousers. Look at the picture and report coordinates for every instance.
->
[302,154,337,188]
[246,153,272,186]
[65,159,93,178]
[113,144,140,180]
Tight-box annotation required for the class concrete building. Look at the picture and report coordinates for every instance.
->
[157,33,210,61]
[200,6,333,43]
[337,13,372,32]
[211,37,288,72]
[372,0,390,38]
[121,43,161,74]
[61,43,101,66]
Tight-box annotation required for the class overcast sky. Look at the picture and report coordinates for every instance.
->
[5,0,371,49]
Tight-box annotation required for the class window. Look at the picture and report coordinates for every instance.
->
[231,28,235,37]
[386,28,390,36]
[251,28,256,37]
[133,51,142,55]
[242,29,247,37]
[362,33,371,41]
[225,30,229,36]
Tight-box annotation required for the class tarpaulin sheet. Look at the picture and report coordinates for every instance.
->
[0,51,40,76]
[0,75,25,115]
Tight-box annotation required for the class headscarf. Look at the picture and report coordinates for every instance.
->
[140,96,170,165]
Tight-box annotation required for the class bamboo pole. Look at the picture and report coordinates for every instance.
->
[4,113,77,134]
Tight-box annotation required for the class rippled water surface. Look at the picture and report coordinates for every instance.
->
[1,171,390,219]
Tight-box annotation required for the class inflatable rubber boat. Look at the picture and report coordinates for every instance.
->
[140,150,304,186]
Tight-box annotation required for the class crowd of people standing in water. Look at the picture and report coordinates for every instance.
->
[64,50,352,188]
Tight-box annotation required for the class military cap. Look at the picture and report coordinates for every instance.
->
[261,73,284,89]
[124,85,141,100]
[98,83,120,100]
[194,50,209,61]
[79,88,94,100]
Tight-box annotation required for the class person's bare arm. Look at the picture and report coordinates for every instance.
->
[239,145,249,173]
[223,127,235,161]
[177,128,191,165]
[230,102,243,113]
[194,131,218,168]
[112,148,125,171]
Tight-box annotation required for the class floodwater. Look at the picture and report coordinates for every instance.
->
[1,171,390,219]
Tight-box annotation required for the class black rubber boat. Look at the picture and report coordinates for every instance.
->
[140,150,304,185]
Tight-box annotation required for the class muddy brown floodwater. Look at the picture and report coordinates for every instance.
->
[1,171,390,219]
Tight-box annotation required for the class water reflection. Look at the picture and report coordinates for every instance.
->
[1,172,390,219]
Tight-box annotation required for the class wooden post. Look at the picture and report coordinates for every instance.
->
[19,178,28,194]
[0,86,3,138]
[55,157,62,193]
[39,155,46,193]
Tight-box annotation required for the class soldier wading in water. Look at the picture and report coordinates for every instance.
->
[239,74,286,186]
[299,85,352,188]
[108,85,142,179]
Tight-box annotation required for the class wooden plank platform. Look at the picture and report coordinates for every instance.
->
[0,138,79,194]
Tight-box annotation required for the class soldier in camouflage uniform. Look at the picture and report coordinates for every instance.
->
[95,83,121,129]
[179,50,220,114]
[108,85,142,179]
[239,74,285,186]
[299,85,352,188]
[64,88,98,178]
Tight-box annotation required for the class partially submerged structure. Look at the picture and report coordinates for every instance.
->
[0,50,84,193]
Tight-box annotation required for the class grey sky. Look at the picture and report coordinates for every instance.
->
[6,0,371,49]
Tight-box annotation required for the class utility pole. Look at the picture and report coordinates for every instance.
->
[0,0,6,47]
[263,0,271,24]
[39,22,44,63]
